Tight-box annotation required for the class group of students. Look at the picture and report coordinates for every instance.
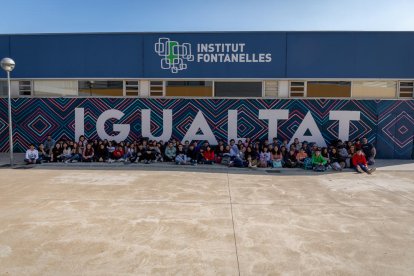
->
[24,135,376,174]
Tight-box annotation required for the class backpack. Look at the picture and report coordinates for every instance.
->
[272,160,283,168]
[221,156,231,166]
[303,158,313,170]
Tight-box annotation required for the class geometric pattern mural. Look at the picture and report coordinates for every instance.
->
[0,98,413,159]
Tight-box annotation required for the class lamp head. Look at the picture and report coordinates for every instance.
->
[1,58,15,72]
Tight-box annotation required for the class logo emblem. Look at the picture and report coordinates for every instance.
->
[155,38,194,73]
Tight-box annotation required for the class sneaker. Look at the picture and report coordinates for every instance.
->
[356,166,363,173]
[72,160,78,163]
[367,167,376,174]
[64,160,69,164]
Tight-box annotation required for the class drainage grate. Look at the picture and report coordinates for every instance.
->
[266,170,281,173]
[13,165,35,169]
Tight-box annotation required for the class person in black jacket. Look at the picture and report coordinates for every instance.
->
[361,137,376,165]
[284,149,298,168]
[186,144,198,166]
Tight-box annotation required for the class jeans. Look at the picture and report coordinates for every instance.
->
[24,158,41,164]
[355,163,369,173]
[68,154,81,162]
[175,155,188,165]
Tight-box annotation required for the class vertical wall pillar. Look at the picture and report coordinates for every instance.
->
[140,80,150,97]
[278,80,289,98]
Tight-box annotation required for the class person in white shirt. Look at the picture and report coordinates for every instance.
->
[25,144,40,164]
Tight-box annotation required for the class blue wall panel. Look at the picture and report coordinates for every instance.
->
[286,32,357,78]
[2,32,414,78]
[9,34,143,78]
[0,36,10,78]
[286,32,414,78]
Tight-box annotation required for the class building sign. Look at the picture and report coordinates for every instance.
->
[74,108,359,148]
[155,37,273,73]
[146,33,286,78]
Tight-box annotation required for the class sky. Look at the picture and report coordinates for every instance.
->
[1,0,413,34]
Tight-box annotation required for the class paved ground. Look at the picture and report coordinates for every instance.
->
[0,155,413,275]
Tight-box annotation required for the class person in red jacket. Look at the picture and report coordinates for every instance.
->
[201,145,215,164]
[352,149,375,174]
[112,145,125,161]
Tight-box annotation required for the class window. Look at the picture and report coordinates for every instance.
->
[150,81,164,97]
[398,81,414,98]
[264,81,278,97]
[166,81,212,97]
[78,81,123,97]
[307,81,351,98]
[0,80,7,97]
[214,82,262,97]
[124,80,139,97]
[33,80,78,97]
[289,81,306,97]
[353,81,396,99]
[18,80,32,96]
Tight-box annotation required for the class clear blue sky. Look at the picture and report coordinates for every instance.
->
[1,0,413,34]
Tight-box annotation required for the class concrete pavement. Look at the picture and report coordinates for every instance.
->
[0,163,413,275]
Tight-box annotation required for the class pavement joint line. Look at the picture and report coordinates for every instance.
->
[226,171,241,276]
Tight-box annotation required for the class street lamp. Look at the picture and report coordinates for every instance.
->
[1,58,16,166]
[88,80,95,96]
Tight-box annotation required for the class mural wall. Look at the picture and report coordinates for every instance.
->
[0,98,412,159]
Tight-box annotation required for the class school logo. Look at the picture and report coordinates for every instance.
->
[154,38,194,73]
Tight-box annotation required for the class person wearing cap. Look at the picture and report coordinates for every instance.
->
[312,148,327,171]
[352,149,375,174]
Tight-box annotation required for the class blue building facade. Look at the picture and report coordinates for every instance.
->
[0,32,413,158]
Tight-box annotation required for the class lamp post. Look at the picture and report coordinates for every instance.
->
[88,80,95,96]
[1,58,16,166]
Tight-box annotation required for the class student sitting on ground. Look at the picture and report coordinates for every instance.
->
[321,147,331,169]
[95,144,109,162]
[245,146,258,168]
[201,145,215,164]
[164,142,176,162]
[296,148,308,167]
[284,149,298,168]
[186,144,198,166]
[361,137,376,165]
[67,143,81,163]
[258,147,271,168]
[82,144,94,162]
[37,144,50,163]
[229,144,245,167]
[112,145,124,161]
[271,146,284,168]
[175,144,188,165]
[352,149,376,174]
[329,147,344,171]
[25,144,41,164]
[312,148,327,172]
[215,144,226,164]
[60,142,72,163]
[122,144,136,163]
[51,143,63,162]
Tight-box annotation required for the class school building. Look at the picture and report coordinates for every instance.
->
[0,32,413,158]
